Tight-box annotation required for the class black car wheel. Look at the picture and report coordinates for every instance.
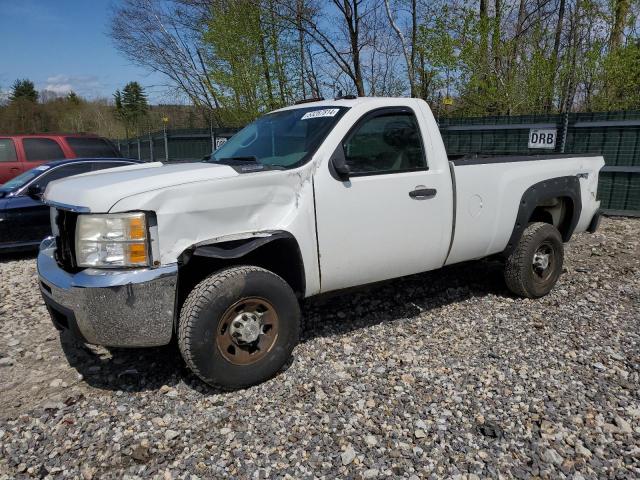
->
[178,266,300,389]
[504,222,564,298]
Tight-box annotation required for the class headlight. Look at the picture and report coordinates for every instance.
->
[75,212,150,267]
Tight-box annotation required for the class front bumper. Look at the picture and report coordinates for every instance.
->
[37,237,177,347]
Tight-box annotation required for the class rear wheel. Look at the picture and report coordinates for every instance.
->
[178,266,300,389]
[504,222,564,298]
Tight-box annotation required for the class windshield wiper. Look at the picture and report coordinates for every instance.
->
[213,155,286,171]
[219,156,258,162]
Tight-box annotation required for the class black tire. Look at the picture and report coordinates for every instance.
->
[178,266,300,389]
[504,222,564,298]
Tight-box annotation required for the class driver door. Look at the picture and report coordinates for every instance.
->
[314,106,453,292]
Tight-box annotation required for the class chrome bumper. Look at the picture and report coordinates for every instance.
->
[37,238,177,347]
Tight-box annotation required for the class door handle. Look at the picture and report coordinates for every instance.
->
[409,187,437,199]
[10,167,19,172]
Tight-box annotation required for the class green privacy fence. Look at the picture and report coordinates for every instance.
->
[117,110,640,215]
[440,110,640,216]
[115,128,240,163]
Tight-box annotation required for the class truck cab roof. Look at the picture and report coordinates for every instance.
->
[275,96,424,113]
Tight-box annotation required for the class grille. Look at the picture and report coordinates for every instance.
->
[54,209,78,271]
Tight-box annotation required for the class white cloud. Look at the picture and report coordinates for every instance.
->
[44,83,73,94]
[42,74,104,98]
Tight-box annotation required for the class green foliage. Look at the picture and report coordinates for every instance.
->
[410,0,640,116]
[204,1,263,124]
[7,0,640,132]
[415,7,460,98]
[114,81,149,135]
[202,0,297,126]
[590,41,640,110]
[10,79,38,103]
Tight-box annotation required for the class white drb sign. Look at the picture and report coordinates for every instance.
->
[215,137,228,150]
[528,128,557,149]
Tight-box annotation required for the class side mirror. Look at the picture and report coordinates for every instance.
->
[331,156,351,180]
[27,184,44,200]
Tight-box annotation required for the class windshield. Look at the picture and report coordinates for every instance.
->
[0,165,48,192]
[209,106,349,169]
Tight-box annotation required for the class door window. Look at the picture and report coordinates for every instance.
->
[0,139,17,162]
[23,138,65,162]
[32,163,92,190]
[343,111,427,175]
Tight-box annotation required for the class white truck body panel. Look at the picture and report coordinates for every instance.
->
[45,161,238,213]
[43,97,603,298]
[446,155,603,265]
[110,165,323,296]
[311,98,454,291]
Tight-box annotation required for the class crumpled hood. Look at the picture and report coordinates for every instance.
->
[44,162,238,212]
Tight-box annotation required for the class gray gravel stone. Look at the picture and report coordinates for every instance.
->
[543,448,564,466]
[0,357,14,367]
[341,445,356,465]
[0,217,639,478]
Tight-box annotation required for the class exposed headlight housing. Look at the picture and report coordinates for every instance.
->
[75,212,150,268]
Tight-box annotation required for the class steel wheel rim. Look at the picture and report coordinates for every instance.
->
[216,297,279,365]
[532,241,556,283]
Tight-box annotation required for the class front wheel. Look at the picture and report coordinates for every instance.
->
[504,222,564,298]
[178,266,300,389]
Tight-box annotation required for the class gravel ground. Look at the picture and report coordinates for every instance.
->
[1,217,639,479]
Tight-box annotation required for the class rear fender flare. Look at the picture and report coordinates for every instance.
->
[504,176,581,255]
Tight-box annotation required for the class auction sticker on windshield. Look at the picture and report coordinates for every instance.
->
[301,109,340,120]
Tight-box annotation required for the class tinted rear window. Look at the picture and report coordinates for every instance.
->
[23,138,65,161]
[0,139,17,162]
[66,137,120,157]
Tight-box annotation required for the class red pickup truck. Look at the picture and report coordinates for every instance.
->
[0,134,122,184]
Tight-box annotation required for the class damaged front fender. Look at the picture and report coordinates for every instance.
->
[191,231,294,260]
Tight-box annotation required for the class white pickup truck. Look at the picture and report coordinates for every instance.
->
[38,97,603,388]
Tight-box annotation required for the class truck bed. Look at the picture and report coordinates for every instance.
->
[444,154,604,266]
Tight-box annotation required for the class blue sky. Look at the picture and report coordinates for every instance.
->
[0,0,166,103]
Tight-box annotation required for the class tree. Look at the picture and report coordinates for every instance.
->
[546,0,567,112]
[203,0,272,124]
[270,0,375,96]
[10,79,38,103]
[67,91,81,105]
[114,82,149,137]
[107,0,640,120]
[122,82,148,121]
[610,0,631,51]
[110,0,223,122]
[384,0,418,97]
[591,40,640,110]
